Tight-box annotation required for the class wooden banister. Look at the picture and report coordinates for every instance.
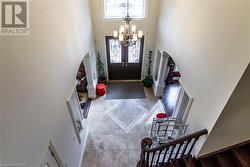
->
[138,129,208,167]
[141,129,207,152]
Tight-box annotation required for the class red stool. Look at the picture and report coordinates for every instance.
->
[96,84,106,96]
[156,113,168,119]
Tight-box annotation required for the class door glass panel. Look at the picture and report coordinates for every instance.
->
[109,39,122,63]
[128,40,141,63]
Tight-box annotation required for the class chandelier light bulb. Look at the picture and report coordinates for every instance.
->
[138,31,143,38]
[113,30,118,38]
[119,25,125,33]
[133,34,138,41]
[132,25,136,33]
[119,34,124,41]
[125,22,129,30]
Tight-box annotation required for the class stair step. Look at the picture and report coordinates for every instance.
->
[215,152,238,167]
[174,159,185,167]
[163,159,183,167]
[184,156,198,167]
[232,147,250,167]
[199,157,220,167]
[172,161,182,167]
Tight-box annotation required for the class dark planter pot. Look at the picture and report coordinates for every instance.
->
[98,80,107,85]
[98,77,107,85]
[143,79,153,88]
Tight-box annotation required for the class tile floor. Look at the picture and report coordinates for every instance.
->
[81,88,165,167]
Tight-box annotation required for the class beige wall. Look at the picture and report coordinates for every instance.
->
[199,62,250,156]
[90,0,160,79]
[0,0,94,166]
[155,0,250,154]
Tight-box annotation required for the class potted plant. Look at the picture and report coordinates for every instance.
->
[96,52,107,84]
[143,50,153,88]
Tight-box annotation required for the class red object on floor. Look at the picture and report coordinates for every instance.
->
[156,113,168,119]
[96,83,106,96]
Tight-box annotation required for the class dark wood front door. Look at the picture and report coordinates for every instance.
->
[106,36,144,80]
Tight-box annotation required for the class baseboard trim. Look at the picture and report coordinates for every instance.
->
[79,125,89,167]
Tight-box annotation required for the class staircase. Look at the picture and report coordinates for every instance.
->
[195,140,250,167]
[137,129,250,167]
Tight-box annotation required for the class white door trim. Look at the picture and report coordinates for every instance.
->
[172,82,194,124]
[39,140,63,167]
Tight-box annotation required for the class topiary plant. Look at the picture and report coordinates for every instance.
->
[143,50,153,88]
[96,52,107,84]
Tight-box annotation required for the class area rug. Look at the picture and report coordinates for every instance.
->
[106,82,146,99]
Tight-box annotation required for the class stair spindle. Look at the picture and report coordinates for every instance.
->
[174,142,184,162]
[150,151,156,167]
[166,145,176,166]
[181,139,191,158]
[146,152,150,167]
[187,137,199,156]
[156,149,163,166]
[161,147,170,167]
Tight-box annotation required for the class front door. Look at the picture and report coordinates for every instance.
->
[106,36,144,80]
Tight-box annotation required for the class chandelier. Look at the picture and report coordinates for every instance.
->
[113,1,143,46]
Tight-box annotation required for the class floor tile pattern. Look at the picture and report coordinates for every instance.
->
[82,88,164,167]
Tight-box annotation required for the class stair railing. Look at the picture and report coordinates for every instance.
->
[137,129,208,167]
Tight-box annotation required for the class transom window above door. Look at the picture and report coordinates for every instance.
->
[104,0,147,19]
